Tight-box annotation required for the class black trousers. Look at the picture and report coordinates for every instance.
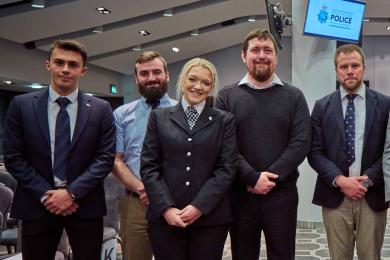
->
[149,222,229,260]
[21,213,103,260]
[230,186,298,260]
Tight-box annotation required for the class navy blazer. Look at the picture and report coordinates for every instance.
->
[309,88,389,212]
[3,89,116,220]
[140,103,237,226]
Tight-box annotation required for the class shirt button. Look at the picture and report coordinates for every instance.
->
[186,167,191,171]
[187,138,192,142]
[185,181,190,186]
[187,152,191,157]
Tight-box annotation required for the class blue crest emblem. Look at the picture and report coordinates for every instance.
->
[317,4,328,24]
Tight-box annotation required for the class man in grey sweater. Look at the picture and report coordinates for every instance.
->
[215,29,311,260]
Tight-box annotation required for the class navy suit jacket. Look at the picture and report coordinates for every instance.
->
[309,88,389,212]
[3,89,116,220]
[140,103,237,226]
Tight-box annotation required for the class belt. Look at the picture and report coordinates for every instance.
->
[125,189,140,198]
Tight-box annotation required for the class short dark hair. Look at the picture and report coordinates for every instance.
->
[242,29,278,55]
[334,44,365,67]
[49,39,87,66]
[134,51,168,75]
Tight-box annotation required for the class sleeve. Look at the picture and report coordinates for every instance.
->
[3,98,53,201]
[113,108,125,153]
[67,102,116,198]
[307,100,344,186]
[383,113,390,198]
[140,111,176,217]
[267,91,312,182]
[190,114,238,215]
[214,88,259,187]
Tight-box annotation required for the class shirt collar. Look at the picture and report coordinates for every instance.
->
[49,86,78,103]
[238,73,284,90]
[140,93,171,109]
[340,83,366,100]
[181,98,205,115]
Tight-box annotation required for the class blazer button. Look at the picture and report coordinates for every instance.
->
[187,152,191,157]
[185,181,190,186]
[186,167,191,172]
[187,138,192,142]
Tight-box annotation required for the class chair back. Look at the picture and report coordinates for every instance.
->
[0,184,13,229]
[0,172,17,192]
[103,173,124,231]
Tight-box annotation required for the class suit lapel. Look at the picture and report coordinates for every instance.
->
[191,104,217,135]
[71,91,91,147]
[329,90,346,144]
[170,104,192,135]
[33,90,51,148]
[363,89,377,149]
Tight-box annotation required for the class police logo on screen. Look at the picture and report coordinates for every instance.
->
[317,4,328,24]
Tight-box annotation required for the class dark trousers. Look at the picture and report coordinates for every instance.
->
[230,186,298,260]
[22,213,103,260]
[149,222,229,260]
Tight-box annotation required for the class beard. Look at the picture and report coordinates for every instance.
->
[341,77,363,92]
[138,80,168,101]
[249,60,273,82]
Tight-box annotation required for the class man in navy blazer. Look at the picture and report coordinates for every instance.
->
[309,44,389,260]
[3,40,115,260]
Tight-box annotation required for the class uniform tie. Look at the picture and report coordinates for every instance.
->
[186,106,199,130]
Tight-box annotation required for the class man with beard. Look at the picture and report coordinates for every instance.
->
[309,44,389,259]
[215,29,311,260]
[113,51,177,260]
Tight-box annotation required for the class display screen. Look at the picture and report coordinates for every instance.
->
[303,0,365,43]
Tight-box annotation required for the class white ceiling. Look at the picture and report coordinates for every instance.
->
[0,0,388,75]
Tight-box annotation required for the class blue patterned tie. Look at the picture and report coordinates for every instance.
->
[345,94,357,166]
[53,97,71,182]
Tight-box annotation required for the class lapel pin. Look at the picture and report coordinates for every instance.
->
[209,116,212,120]
[86,103,91,107]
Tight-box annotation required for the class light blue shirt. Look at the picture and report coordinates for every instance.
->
[238,73,284,89]
[48,86,78,187]
[113,94,177,179]
[340,84,366,177]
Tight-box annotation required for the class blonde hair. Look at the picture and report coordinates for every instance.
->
[176,58,219,99]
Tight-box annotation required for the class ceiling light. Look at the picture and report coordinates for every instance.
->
[163,8,173,17]
[31,0,45,8]
[30,83,46,89]
[92,26,104,33]
[248,16,256,22]
[190,29,199,36]
[132,45,141,51]
[2,80,13,85]
[386,25,390,31]
[363,18,370,22]
[172,47,180,53]
[96,7,111,14]
[139,30,150,36]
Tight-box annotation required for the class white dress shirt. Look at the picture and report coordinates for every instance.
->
[48,87,78,187]
[340,84,366,177]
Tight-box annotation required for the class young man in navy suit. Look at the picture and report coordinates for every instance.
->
[3,39,116,260]
[309,44,389,260]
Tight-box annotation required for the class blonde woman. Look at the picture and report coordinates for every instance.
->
[140,58,237,260]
